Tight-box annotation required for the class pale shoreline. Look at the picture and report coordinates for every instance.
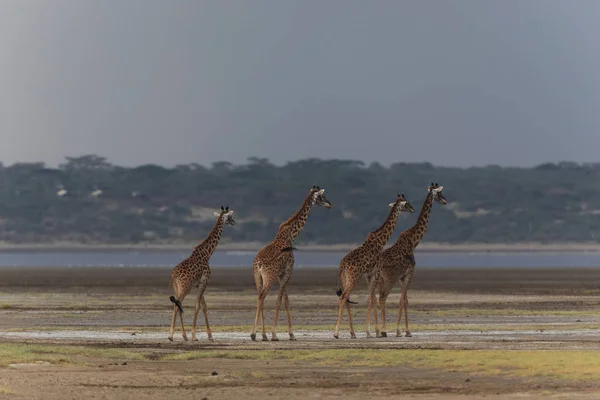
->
[0,241,599,253]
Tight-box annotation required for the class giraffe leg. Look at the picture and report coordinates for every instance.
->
[367,273,381,338]
[168,304,178,341]
[191,290,201,341]
[333,296,345,339]
[334,270,358,339]
[271,287,285,341]
[333,269,348,339]
[372,289,380,337]
[396,279,407,338]
[260,302,268,341]
[168,283,190,341]
[252,265,269,341]
[402,272,414,337]
[200,295,213,342]
[366,292,373,338]
[366,281,379,338]
[346,295,356,339]
[284,291,295,340]
[365,273,373,338]
[251,277,274,341]
[272,267,293,341]
[403,292,411,337]
[179,306,188,341]
[251,289,264,341]
[379,291,390,338]
[191,276,211,342]
[259,280,273,342]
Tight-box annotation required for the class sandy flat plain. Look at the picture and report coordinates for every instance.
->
[0,266,599,399]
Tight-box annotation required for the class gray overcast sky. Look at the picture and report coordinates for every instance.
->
[1,1,599,168]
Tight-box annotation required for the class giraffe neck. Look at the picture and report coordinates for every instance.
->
[403,192,434,250]
[275,194,314,243]
[194,217,225,261]
[365,203,402,250]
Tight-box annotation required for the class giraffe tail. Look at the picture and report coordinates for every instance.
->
[281,246,298,252]
[335,289,358,305]
[170,296,183,314]
[336,268,358,304]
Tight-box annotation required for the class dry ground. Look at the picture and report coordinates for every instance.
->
[0,266,599,399]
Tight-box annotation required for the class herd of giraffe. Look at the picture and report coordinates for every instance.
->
[167,183,447,342]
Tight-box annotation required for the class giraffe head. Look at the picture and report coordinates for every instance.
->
[213,206,236,225]
[310,185,332,209]
[428,183,447,205]
[388,193,415,213]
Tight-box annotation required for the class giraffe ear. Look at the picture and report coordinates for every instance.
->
[213,212,220,217]
[318,188,325,195]
[434,185,444,192]
[388,202,395,207]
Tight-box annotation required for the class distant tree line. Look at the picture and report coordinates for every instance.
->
[0,154,598,245]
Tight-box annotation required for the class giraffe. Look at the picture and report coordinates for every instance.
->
[333,194,415,339]
[372,183,447,338]
[167,206,236,342]
[251,186,332,341]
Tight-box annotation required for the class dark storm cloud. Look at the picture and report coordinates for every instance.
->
[0,0,599,167]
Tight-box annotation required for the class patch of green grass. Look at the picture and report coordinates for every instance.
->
[0,304,14,309]
[431,308,599,317]
[205,322,600,333]
[231,370,269,379]
[4,326,163,333]
[162,348,600,381]
[0,386,14,395]
[404,350,600,382]
[0,344,145,367]
[392,323,600,332]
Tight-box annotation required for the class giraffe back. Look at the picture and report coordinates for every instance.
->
[254,225,294,267]
[379,244,414,281]
[340,240,382,273]
[339,194,412,276]
[254,186,331,273]
[169,252,211,294]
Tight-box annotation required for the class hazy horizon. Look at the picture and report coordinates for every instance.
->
[2,1,600,168]
[3,153,595,170]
